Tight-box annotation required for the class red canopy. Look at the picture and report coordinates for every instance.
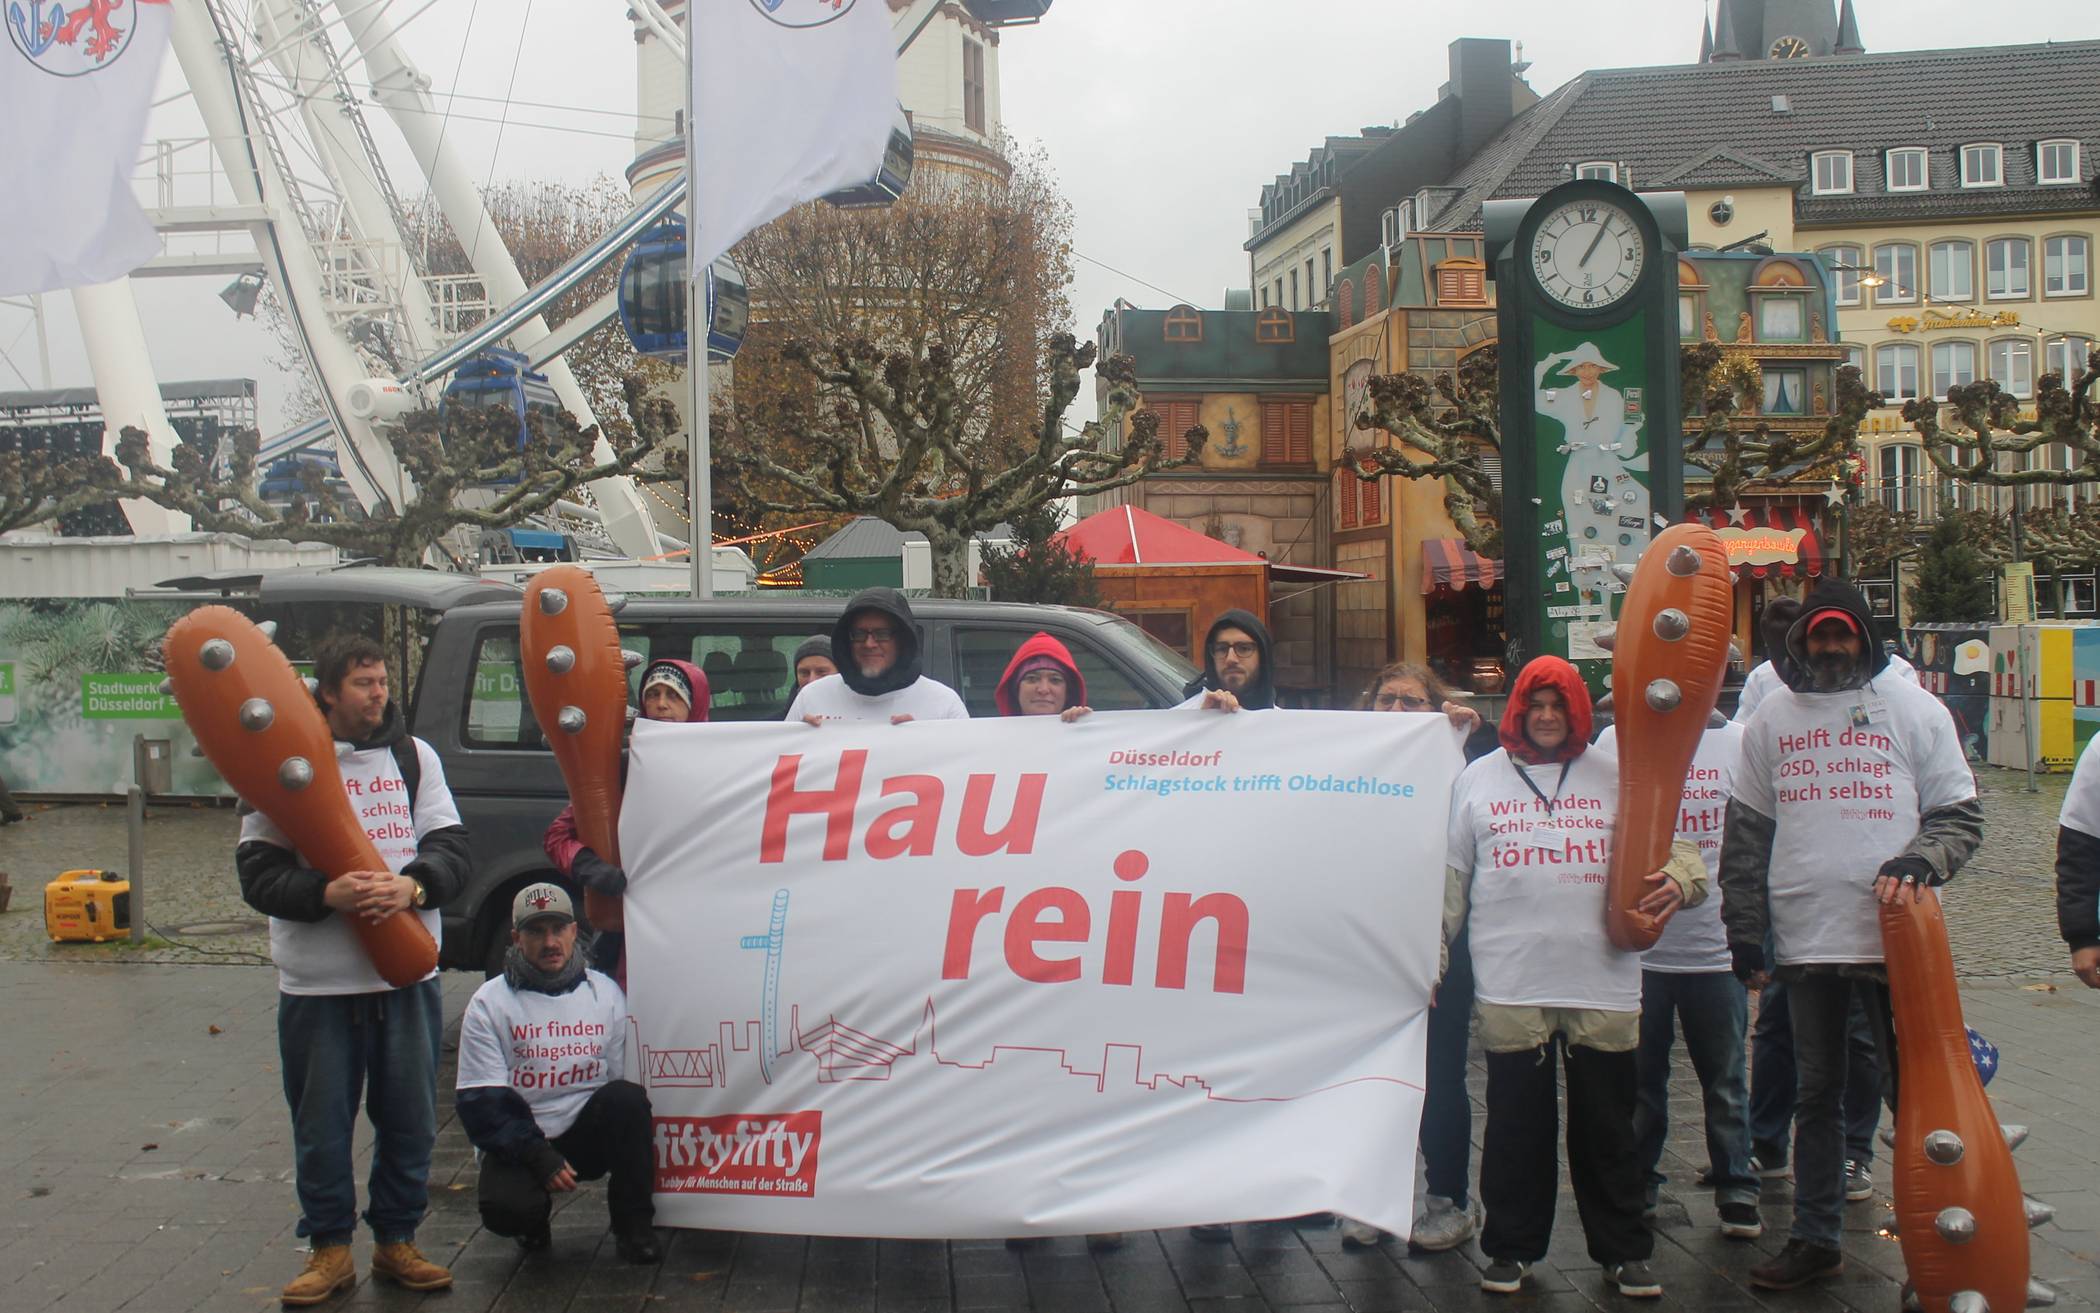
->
[1054,505,1364,584]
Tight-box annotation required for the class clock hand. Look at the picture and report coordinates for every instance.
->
[1579,221,1609,268]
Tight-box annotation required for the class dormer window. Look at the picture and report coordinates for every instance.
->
[1163,305,1203,343]
[1254,307,1295,345]
[1812,150,1853,195]
[2039,139,2082,186]
[1961,144,2004,188]
[1885,147,1929,192]
[1575,161,1618,182]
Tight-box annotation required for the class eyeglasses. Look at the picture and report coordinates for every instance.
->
[1374,692,1431,710]
[847,627,898,646]
[1210,641,1259,660]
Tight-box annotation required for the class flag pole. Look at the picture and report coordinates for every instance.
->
[685,13,713,600]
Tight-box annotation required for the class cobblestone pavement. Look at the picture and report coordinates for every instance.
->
[0,767,2094,1312]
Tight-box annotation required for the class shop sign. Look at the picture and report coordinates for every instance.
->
[1716,525,1806,566]
[1886,309,2022,334]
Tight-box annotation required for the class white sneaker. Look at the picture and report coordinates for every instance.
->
[1409,1194,1477,1252]
[1338,1217,1383,1247]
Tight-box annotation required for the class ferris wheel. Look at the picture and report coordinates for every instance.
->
[97,0,1038,561]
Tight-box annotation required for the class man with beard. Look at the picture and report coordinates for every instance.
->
[456,884,659,1263]
[1719,580,1981,1290]
[788,587,968,723]
[1178,609,1277,711]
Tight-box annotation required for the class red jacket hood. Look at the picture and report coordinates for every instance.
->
[641,657,711,722]
[994,632,1086,716]
[1498,655,1592,764]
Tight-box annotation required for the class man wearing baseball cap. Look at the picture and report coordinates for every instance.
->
[1718,579,1980,1290]
[455,883,660,1263]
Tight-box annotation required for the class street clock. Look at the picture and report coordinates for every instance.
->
[1485,180,1688,686]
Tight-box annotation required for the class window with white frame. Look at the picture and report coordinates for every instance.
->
[1812,150,1854,194]
[1928,240,1975,301]
[2039,139,2082,186]
[1961,144,2004,187]
[1877,342,1920,402]
[1885,147,1929,191]
[1760,295,1806,340]
[1986,237,2030,300]
[2027,443,2085,513]
[1988,338,2034,398]
[1822,244,1864,305]
[1940,445,1985,511]
[1679,293,1699,340]
[1931,340,1978,398]
[1873,243,1917,302]
[1878,443,1922,513]
[2044,235,2091,297]
[1840,343,1866,377]
[2047,336,2094,388]
[1763,368,1808,415]
[1575,161,1618,181]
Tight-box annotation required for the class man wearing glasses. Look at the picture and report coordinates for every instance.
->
[1177,608,1277,712]
[787,587,969,724]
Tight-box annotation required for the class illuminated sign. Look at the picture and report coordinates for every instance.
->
[1715,525,1806,565]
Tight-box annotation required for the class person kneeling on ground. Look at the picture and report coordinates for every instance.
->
[456,884,661,1264]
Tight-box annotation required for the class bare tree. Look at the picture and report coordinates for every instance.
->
[716,334,1203,596]
[1908,346,2100,492]
[0,443,127,535]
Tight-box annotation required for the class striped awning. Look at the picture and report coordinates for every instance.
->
[1420,538,1502,593]
[1688,503,1826,579]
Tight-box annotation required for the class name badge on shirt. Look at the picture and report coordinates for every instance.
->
[1848,696,1888,728]
[1524,818,1567,857]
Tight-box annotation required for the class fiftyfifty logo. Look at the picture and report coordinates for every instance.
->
[654,1112,823,1196]
[750,0,858,27]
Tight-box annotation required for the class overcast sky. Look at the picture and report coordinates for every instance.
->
[5,0,2092,436]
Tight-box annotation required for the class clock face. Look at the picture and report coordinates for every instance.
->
[1528,198,1646,310]
[1770,35,1811,58]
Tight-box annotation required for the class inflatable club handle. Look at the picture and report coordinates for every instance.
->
[163,606,437,987]
[1882,890,2030,1312]
[1605,524,1734,951]
[519,566,630,932]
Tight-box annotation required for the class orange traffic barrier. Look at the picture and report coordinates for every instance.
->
[519,566,632,932]
[1605,524,1734,951]
[164,606,437,986]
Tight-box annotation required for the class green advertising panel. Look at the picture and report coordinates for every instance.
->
[81,672,182,720]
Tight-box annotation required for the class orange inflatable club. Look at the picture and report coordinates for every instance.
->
[1882,891,2054,1312]
[518,566,636,932]
[1602,523,1734,951]
[163,606,437,987]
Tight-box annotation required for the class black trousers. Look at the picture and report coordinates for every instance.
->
[478,1080,655,1238]
[1480,1038,1651,1266]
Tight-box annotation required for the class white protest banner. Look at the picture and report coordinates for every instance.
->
[620,708,1461,1238]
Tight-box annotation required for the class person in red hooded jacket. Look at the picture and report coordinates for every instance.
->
[993,632,1091,720]
[1442,656,1705,1298]
[543,658,710,976]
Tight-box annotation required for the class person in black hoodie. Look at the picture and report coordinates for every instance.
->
[1178,608,1278,711]
[2056,734,2100,989]
[786,587,968,723]
[1716,580,1981,1291]
[234,635,472,1305]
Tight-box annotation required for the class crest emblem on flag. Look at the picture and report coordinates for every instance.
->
[7,0,148,76]
[751,0,858,28]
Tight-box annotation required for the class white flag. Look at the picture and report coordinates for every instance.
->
[0,0,172,295]
[690,0,897,271]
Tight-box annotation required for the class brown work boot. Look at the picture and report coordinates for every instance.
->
[370,1240,453,1291]
[280,1244,355,1306]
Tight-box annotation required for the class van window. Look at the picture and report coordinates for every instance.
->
[953,627,1154,717]
[462,628,543,750]
[618,622,836,722]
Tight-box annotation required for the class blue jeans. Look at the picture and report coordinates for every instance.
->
[1747,976,1883,1166]
[1633,969,1756,1206]
[1786,974,1897,1248]
[1421,922,1476,1208]
[279,980,443,1246]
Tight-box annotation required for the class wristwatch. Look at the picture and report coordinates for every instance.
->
[410,879,427,909]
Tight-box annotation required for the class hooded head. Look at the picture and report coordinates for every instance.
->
[1498,656,1593,764]
[638,657,711,723]
[831,588,924,697]
[995,632,1087,716]
[1782,579,1888,694]
[1183,608,1277,709]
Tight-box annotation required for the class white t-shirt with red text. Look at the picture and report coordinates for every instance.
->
[456,969,628,1138]
[1595,721,1742,974]
[1447,746,1639,1012]
[1735,675,1975,966]
[238,738,456,995]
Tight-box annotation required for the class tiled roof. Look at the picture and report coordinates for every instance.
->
[1441,40,2100,230]
[1419,79,1589,231]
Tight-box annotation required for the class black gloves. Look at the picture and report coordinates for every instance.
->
[572,848,628,897]
[1876,855,1940,888]
[1730,942,1765,984]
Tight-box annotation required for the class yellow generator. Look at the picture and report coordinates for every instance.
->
[44,870,132,943]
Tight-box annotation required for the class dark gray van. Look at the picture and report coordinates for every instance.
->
[409,595,1199,971]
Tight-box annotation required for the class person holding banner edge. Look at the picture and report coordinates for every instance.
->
[1444,656,1705,1297]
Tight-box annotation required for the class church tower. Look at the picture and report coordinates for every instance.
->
[1700,0,1862,62]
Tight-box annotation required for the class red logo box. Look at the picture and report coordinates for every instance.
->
[653,1112,822,1197]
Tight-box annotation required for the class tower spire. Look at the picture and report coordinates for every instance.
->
[1700,11,1714,62]
[1710,0,1744,60]
[1836,0,1864,55]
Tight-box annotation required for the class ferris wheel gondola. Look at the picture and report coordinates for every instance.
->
[822,102,916,208]
[440,347,562,452]
[616,219,750,363]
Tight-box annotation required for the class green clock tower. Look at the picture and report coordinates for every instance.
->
[1485,181,1689,686]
